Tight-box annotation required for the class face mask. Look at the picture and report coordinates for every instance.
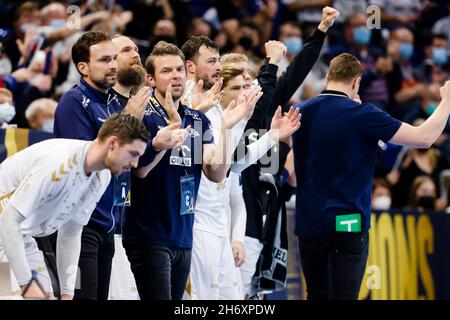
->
[372,195,391,211]
[283,37,303,55]
[41,119,54,133]
[0,57,12,77]
[432,47,448,65]
[239,36,253,51]
[399,42,413,60]
[50,19,66,29]
[20,23,39,33]
[426,102,438,116]
[353,26,371,46]
[417,196,435,210]
[0,102,16,123]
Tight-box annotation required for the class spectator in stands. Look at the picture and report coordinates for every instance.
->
[153,19,177,44]
[432,3,450,42]
[387,119,442,209]
[186,18,213,39]
[25,98,56,132]
[0,88,15,128]
[330,13,402,111]
[408,175,439,212]
[371,178,392,211]
[369,0,423,28]
[282,0,332,30]
[415,34,449,85]
[277,21,327,102]
[387,27,425,119]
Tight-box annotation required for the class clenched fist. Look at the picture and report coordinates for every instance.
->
[318,6,340,33]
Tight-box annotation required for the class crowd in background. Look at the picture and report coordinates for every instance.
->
[0,1,450,300]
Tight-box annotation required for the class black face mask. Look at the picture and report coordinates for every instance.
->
[239,36,253,51]
[416,148,428,154]
[417,196,435,210]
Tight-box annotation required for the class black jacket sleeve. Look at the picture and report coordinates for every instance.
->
[245,61,278,131]
[270,28,327,117]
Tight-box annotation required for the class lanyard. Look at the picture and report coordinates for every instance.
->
[149,95,171,125]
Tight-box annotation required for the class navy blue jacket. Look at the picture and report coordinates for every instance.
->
[54,77,123,233]
[123,101,213,248]
[293,91,401,237]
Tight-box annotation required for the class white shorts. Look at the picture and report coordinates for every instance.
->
[0,237,53,295]
[190,228,241,300]
[239,236,263,299]
[108,235,139,300]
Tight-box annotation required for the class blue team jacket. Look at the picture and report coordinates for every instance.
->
[54,77,123,233]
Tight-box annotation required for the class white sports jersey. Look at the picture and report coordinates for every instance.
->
[0,139,111,237]
[194,105,244,236]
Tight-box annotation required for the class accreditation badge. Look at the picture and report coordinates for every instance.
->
[113,171,131,207]
[180,175,195,215]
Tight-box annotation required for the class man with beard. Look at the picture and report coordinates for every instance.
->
[111,35,147,107]
[54,32,183,300]
[108,35,147,299]
[0,113,149,299]
[181,36,224,113]
[122,41,262,300]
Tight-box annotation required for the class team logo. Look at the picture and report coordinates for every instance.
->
[188,127,200,138]
[169,145,192,167]
[107,94,119,105]
[144,105,157,116]
[81,95,90,108]
[184,109,202,121]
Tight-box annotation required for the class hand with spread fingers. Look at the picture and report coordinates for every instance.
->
[268,106,302,140]
[164,80,182,123]
[123,86,152,121]
[222,85,263,129]
[190,78,224,112]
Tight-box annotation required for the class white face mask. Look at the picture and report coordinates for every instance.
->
[0,57,12,77]
[372,195,391,211]
[20,23,39,33]
[0,102,16,124]
[41,119,54,133]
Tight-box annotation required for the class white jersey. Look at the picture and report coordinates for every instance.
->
[0,139,111,238]
[194,105,243,236]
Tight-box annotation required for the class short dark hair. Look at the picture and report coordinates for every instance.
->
[144,41,185,76]
[97,113,149,145]
[327,53,363,83]
[181,36,218,63]
[72,31,111,72]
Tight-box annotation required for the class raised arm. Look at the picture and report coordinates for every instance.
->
[202,87,263,182]
[271,6,339,114]
[231,106,301,173]
[390,81,450,148]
